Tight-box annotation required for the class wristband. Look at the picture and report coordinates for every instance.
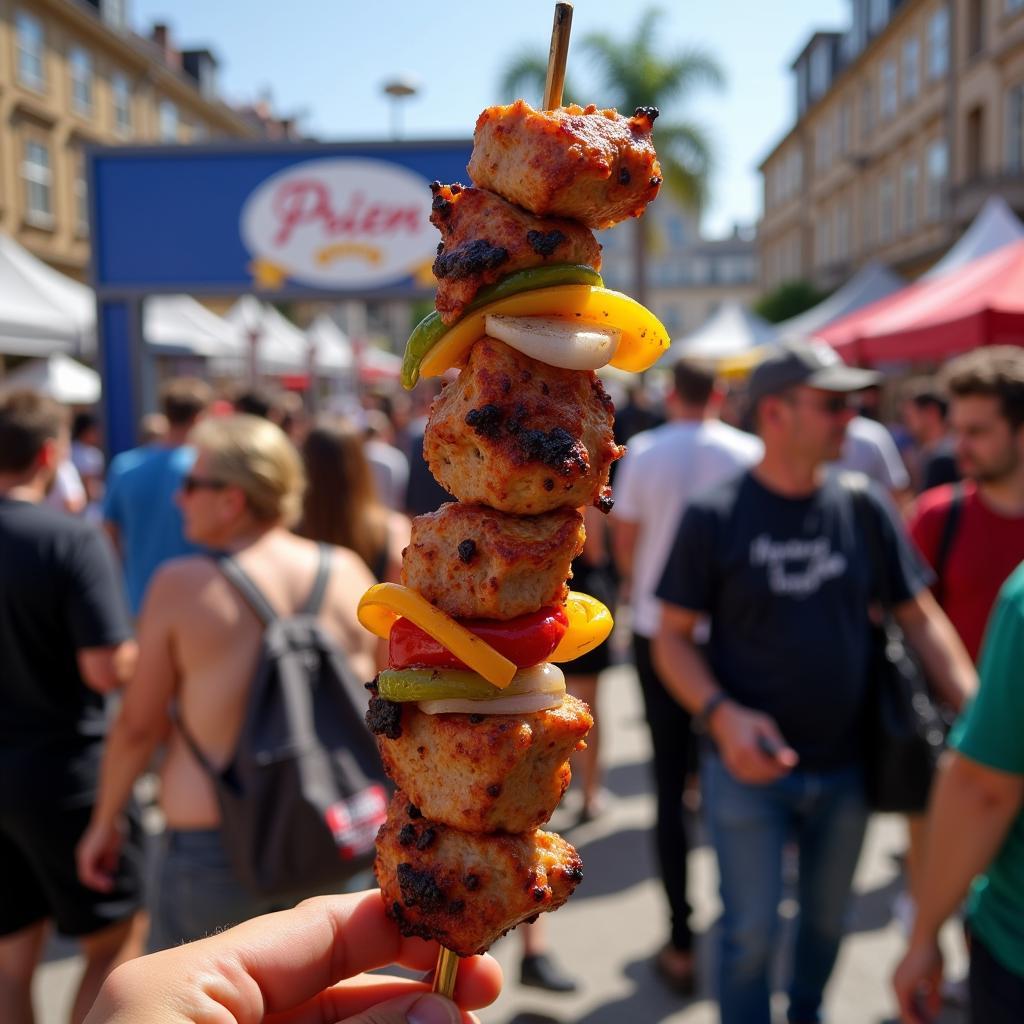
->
[696,691,731,734]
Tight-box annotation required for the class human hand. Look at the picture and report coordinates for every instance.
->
[76,818,123,893]
[892,937,943,1024]
[710,702,798,784]
[85,890,502,1024]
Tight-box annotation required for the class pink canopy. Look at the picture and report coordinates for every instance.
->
[818,239,1024,364]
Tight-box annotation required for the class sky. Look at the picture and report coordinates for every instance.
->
[133,0,848,238]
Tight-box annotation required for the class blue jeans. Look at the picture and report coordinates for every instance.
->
[703,751,869,1024]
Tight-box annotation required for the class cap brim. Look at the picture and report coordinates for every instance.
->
[806,365,881,392]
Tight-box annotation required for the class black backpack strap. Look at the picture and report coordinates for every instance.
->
[933,482,965,594]
[844,473,891,609]
[302,543,333,615]
[217,554,279,626]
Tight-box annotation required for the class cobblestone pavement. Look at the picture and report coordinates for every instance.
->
[36,664,968,1024]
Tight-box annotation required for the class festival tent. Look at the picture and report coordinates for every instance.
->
[143,295,238,358]
[817,237,1024,364]
[775,262,905,343]
[663,300,778,363]
[921,195,1024,281]
[0,234,94,357]
[305,313,355,378]
[220,296,310,376]
[357,343,402,383]
[0,352,101,403]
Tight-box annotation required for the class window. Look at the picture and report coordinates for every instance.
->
[836,201,851,260]
[902,37,920,103]
[16,11,45,91]
[816,120,832,172]
[1007,83,1024,171]
[69,47,93,115]
[838,101,852,155]
[22,139,52,224]
[1009,0,1024,12]
[862,183,876,249]
[816,210,832,265]
[881,59,898,119]
[810,45,831,100]
[74,149,89,235]
[928,8,950,79]
[862,81,875,141]
[869,0,890,33]
[901,161,919,233]
[879,175,895,243]
[926,139,949,220]
[112,72,132,136]
[102,0,129,30]
[159,100,179,142]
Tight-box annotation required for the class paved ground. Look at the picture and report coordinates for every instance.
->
[36,663,968,1024]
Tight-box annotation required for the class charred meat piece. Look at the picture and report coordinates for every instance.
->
[468,100,662,230]
[424,338,623,514]
[372,694,593,833]
[377,792,584,956]
[401,501,583,621]
[429,182,602,325]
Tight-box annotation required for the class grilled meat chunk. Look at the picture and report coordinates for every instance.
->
[377,792,584,956]
[372,694,593,833]
[424,338,622,514]
[429,182,601,325]
[468,100,662,230]
[401,501,583,620]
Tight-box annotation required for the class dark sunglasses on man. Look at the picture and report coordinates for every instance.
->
[180,474,228,496]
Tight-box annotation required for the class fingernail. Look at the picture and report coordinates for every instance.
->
[407,993,460,1024]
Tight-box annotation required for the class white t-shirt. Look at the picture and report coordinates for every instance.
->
[833,415,910,492]
[614,419,763,637]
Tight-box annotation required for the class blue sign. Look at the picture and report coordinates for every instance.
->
[89,140,472,452]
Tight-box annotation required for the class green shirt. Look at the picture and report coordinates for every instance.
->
[950,560,1024,979]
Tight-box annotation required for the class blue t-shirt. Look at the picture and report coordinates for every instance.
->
[656,471,929,770]
[103,445,202,614]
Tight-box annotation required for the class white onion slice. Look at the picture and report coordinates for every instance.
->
[485,314,620,370]
[418,691,563,716]
[503,662,565,696]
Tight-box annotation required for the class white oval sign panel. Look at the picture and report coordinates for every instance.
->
[240,158,436,289]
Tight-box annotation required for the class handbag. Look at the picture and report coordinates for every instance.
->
[848,479,948,813]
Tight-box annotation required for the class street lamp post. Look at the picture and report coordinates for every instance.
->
[382,76,419,139]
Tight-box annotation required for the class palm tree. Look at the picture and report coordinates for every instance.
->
[497,7,724,307]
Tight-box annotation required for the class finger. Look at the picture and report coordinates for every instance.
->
[266,960,503,1024]
[756,725,799,768]
[202,891,493,1015]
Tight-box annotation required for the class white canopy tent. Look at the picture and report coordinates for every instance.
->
[0,352,101,403]
[0,234,94,357]
[306,313,355,377]
[663,300,778,364]
[220,296,310,377]
[922,195,1024,281]
[143,295,238,358]
[776,262,905,342]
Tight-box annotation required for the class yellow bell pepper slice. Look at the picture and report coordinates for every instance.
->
[418,285,670,380]
[549,591,614,663]
[357,583,517,689]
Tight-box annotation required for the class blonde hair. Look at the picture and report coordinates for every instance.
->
[190,414,305,526]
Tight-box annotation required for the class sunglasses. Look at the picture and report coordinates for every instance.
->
[181,474,228,495]
[784,393,851,416]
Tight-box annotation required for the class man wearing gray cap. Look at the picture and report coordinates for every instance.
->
[653,340,975,1024]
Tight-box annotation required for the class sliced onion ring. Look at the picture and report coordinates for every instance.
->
[484,314,620,371]
[417,691,564,716]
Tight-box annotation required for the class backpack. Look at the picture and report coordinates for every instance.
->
[177,544,389,901]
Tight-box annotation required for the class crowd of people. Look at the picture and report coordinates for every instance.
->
[0,341,1022,1024]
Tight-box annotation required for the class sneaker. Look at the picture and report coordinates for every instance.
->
[520,953,579,993]
[654,944,696,996]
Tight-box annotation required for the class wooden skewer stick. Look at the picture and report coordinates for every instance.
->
[432,0,575,1002]
[543,3,574,110]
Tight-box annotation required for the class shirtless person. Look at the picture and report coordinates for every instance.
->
[76,415,377,949]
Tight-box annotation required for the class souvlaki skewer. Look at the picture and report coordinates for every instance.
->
[356,1,669,981]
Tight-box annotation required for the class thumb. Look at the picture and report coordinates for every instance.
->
[339,991,465,1024]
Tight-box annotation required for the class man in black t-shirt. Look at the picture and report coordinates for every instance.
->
[0,391,142,1024]
[653,342,976,1024]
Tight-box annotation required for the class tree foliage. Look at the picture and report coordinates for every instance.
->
[753,280,830,324]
